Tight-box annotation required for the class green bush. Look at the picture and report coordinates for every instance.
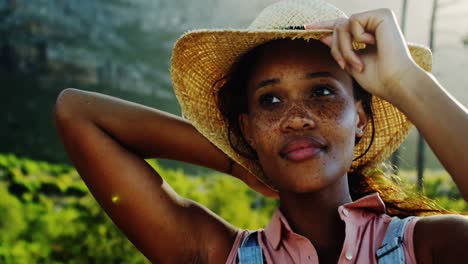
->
[0,153,277,263]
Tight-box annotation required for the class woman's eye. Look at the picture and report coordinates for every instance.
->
[312,86,334,97]
[259,94,281,106]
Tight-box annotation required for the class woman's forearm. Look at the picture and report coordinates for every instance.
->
[391,65,468,200]
[55,88,232,174]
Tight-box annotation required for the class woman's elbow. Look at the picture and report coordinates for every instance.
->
[53,88,82,121]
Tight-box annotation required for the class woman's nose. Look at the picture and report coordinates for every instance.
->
[280,105,316,132]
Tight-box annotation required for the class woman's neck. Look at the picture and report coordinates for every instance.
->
[278,174,352,261]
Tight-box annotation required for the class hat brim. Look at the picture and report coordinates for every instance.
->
[170,29,432,187]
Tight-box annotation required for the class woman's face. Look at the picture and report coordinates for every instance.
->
[239,39,368,193]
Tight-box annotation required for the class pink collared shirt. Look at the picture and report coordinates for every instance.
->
[226,192,420,263]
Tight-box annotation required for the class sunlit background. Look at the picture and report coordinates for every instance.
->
[1,0,467,172]
[1,0,467,262]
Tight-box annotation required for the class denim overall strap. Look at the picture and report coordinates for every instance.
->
[376,216,415,264]
[237,231,264,264]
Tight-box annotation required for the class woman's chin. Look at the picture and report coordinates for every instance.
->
[269,165,348,194]
[278,173,337,193]
[261,156,349,193]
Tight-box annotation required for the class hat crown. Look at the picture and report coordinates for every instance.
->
[248,0,347,30]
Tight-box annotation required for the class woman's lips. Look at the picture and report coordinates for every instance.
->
[279,136,326,162]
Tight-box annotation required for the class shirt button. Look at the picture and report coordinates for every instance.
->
[345,250,353,260]
[342,208,350,217]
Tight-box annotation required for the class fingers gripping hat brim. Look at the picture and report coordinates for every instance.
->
[170,1,432,188]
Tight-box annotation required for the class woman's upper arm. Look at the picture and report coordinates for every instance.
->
[53,91,238,263]
[414,214,468,263]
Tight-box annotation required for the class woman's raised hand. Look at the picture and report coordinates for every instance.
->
[307,9,468,204]
[305,9,418,102]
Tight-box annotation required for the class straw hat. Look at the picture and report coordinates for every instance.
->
[170,0,432,187]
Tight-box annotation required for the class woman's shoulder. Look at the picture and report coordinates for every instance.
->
[413,214,468,263]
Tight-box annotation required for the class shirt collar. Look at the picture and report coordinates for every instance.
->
[341,192,387,215]
[263,192,387,250]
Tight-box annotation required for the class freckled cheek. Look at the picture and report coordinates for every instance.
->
[316,101,357,156]
[249,112,282,153]
[314,98,355,125]
[307,98,347,120]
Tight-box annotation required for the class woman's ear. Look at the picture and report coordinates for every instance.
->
[238,114,255,148]
[355,100,368,138]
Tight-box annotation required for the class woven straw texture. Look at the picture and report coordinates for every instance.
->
[170,0,432,187]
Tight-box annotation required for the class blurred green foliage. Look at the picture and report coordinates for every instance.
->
[0,153,277,263]
[399,170,468,212]
[0,153,466,263]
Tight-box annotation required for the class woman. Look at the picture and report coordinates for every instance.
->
[53,0,468,263]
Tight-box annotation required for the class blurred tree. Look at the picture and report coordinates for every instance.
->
[0,0,206,173]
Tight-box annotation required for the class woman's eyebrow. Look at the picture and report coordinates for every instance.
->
[257,78,280,89]
[303,71,334,79]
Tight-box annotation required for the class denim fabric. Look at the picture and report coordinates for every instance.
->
[237,231,264,264]
[376,216,415,264]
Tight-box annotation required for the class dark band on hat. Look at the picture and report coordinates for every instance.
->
[283,25,305,30]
